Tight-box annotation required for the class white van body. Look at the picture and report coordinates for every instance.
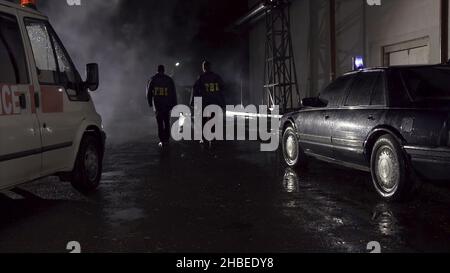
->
[0,0,105,192]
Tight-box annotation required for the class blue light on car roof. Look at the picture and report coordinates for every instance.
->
[354,56,365,70]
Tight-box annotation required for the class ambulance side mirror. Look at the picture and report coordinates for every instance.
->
[85,63,99,91]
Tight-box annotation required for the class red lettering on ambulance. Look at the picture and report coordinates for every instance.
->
[0,84,33,116]
[0,84,13,116]
[41,85,64,113]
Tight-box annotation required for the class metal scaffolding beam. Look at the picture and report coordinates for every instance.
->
[263,0,300,114]
[232,2,268,29]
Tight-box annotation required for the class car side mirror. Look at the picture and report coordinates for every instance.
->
[301,97,328,108]
[85,63,99,91]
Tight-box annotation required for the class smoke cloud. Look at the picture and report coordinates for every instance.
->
[36,0,247,142]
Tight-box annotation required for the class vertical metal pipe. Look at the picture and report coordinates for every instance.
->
[362,0,367,65]
[329,0,337,81]
[441,0,449,63]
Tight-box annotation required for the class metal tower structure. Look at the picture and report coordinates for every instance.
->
[263,0,300,114]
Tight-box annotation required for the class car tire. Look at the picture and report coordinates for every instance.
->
[282,125,307,169]
[370,135,418,201]
[71,135,103,194]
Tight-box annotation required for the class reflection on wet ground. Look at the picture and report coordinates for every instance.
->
[1,136,450,253]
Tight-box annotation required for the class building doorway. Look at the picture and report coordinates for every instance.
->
[383,37,430,66]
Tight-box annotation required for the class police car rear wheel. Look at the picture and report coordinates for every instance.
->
[71,135,102,193]
[370,135,419,201]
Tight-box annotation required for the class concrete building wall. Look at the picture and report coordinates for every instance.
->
[308,0,331,98]
[248,15,265,106]
[336,0,365,75]
[366,0,440,66]
[246,0,445,105]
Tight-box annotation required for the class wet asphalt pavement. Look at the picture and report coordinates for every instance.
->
[1,132,450,253]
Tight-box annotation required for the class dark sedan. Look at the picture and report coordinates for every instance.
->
[280,64,450,201]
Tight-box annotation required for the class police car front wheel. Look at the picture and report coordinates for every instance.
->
[71,135,103,193]
[282,125,307,169]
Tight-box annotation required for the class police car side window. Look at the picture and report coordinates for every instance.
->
[371,73,386,106]
[25,20,58,84]
[0,13,29,84]
[345,72,380,107]
[320,75,353,107]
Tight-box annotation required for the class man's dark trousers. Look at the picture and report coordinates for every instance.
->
[156,111,171,143]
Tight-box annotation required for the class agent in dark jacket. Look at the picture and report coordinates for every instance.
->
[191,61,225,148]
[147,65,178,147]
[192,61,225,109]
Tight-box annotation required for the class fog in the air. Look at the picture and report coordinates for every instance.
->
[36,0,247,142]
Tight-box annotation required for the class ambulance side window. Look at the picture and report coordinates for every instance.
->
[25,19,88,101]
[25,20,58,85]
[0,13,29,84]
[49,28,88,101]
[52,35,76,83]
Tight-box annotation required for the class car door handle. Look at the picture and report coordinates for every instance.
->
[19,94,27,109]
[324,115,330,120]
[368,115,375,121]
[34,93,40,108]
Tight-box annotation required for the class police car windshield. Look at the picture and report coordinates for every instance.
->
[401,67,450,101]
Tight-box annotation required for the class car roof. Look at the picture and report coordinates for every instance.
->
[342,64,450,76]
[0,0,46,17]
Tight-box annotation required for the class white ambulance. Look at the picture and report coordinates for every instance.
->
[0,0,105,193]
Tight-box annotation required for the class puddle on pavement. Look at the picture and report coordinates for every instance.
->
[108,208,146,223]
[102,171,126,178]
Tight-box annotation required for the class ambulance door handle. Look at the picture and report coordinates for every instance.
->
[34,93,40,108]
[19,94,27,109]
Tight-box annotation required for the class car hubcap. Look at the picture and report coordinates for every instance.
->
[286,136,296,158]
[375,146,399,193]
[85,145,99,182]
